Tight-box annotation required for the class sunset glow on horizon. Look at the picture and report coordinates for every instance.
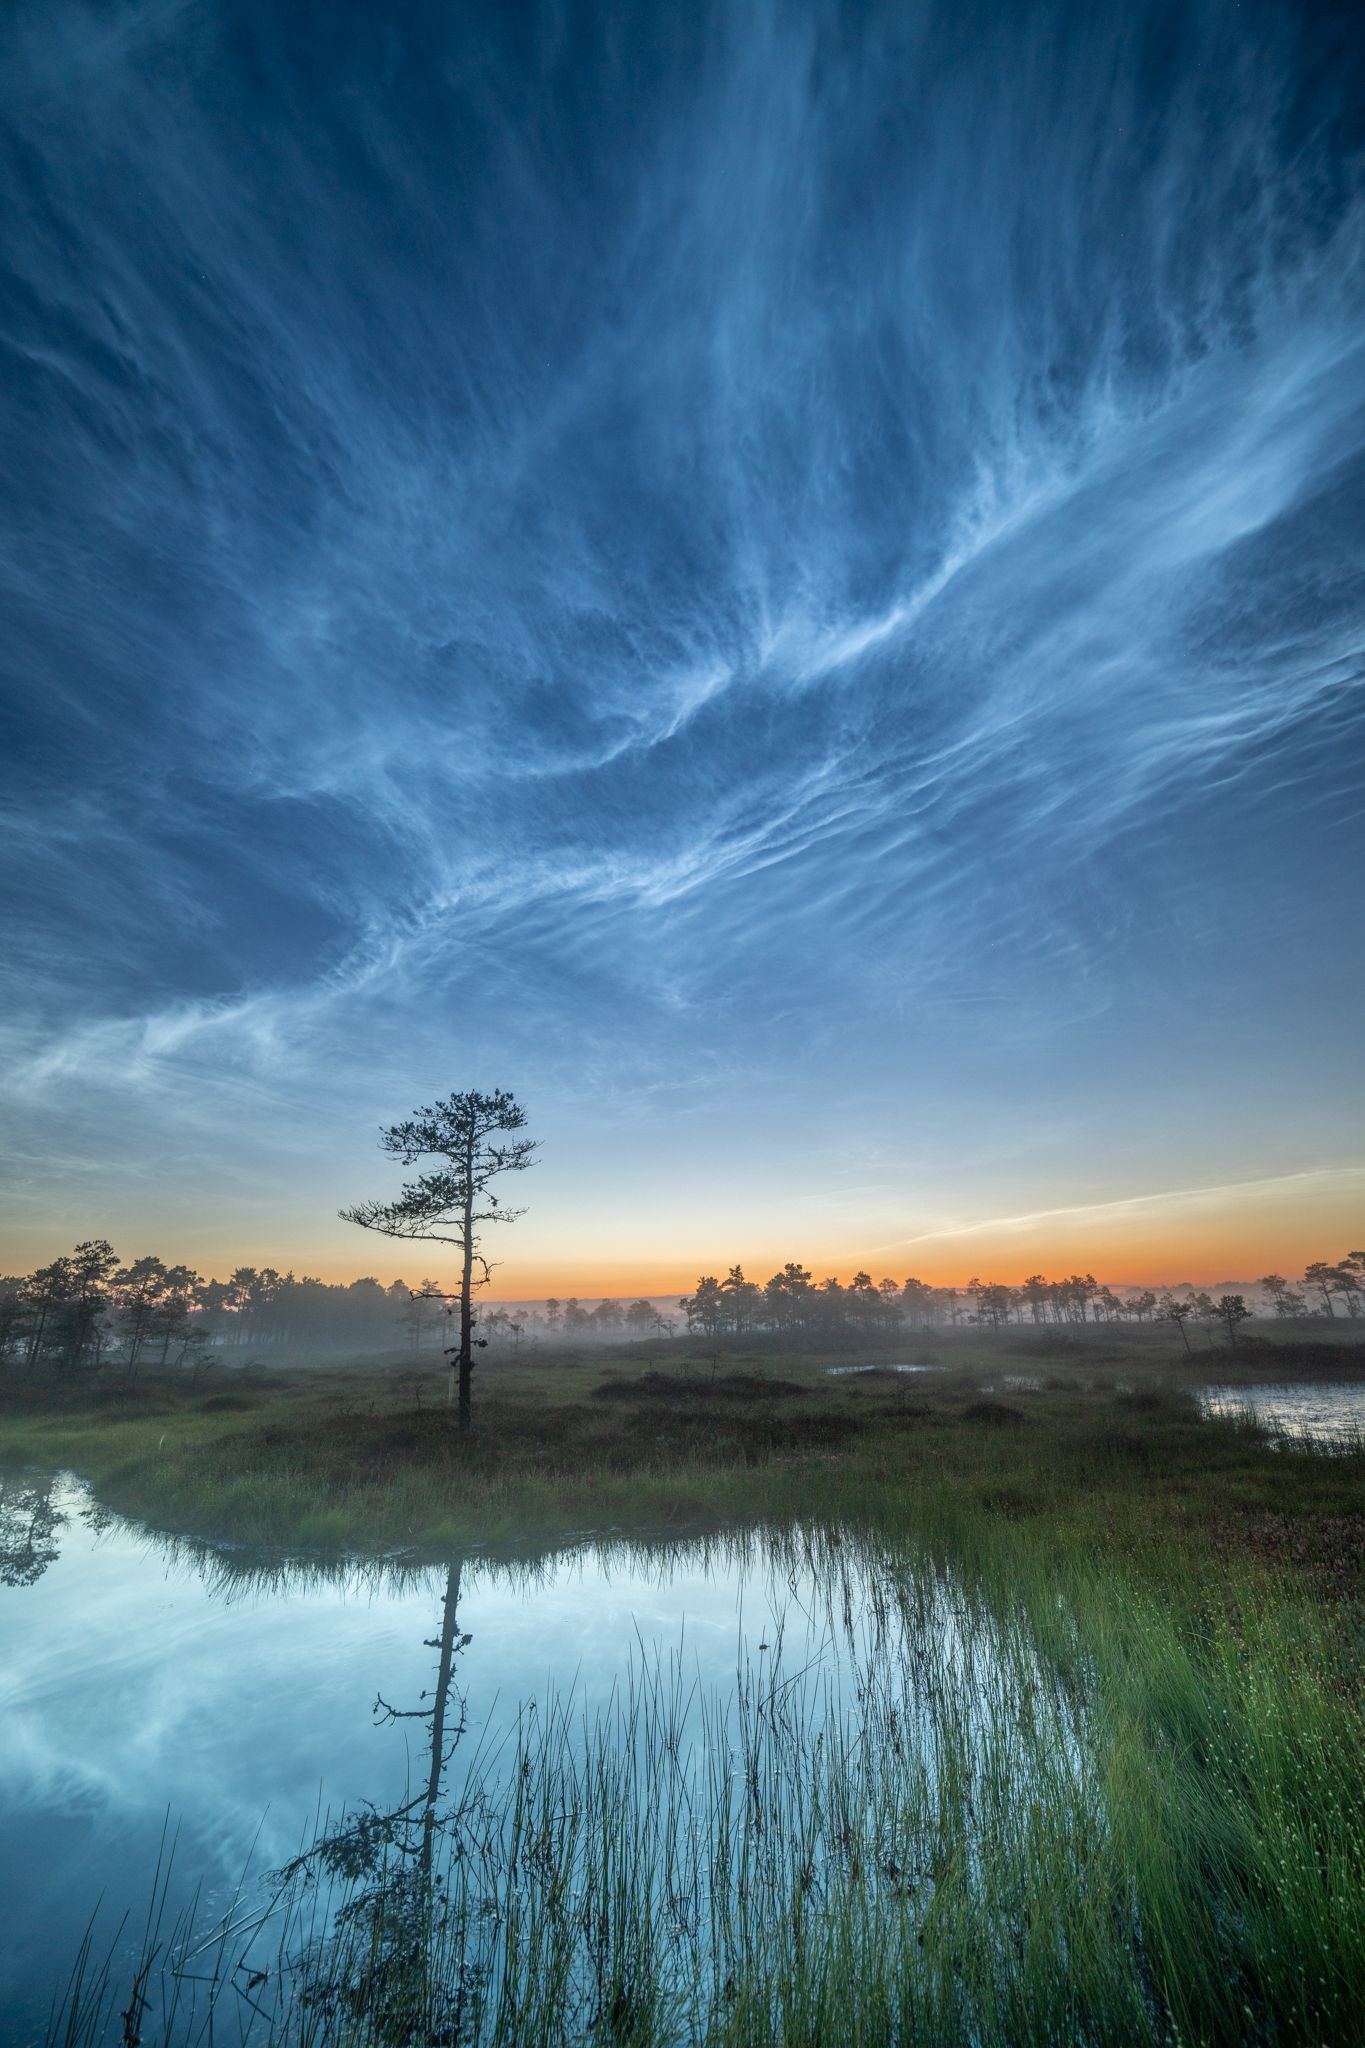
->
[4,1163,1359,1303]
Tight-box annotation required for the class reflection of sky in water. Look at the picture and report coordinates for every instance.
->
[0,1472,1015,2043]
[824,1362,944,1376]
[1200,1383,1365,1447]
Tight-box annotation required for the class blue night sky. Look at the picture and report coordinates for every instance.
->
[2,0,1363,1291]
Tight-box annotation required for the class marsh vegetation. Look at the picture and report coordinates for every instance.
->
[2,1326,1364,2044]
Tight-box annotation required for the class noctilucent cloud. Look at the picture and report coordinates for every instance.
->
[2,0,1363,1292]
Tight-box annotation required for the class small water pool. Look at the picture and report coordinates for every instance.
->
[1200,1381,1365,1447]
[823,1362,946,1376]
[0,1467,1081,2045]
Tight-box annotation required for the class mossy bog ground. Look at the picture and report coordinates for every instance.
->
[3,1328,1363,1584]
[9,1327,1365,2046]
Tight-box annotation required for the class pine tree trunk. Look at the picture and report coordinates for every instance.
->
[455,1150,475,1428]
[421,1560,463,1878]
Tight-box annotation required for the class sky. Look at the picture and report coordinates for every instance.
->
[2,0,1363,1296]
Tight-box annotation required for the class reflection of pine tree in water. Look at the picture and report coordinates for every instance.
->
[0,1472,66,1586]
[284,1559,477,2035]
[381,1560,471,1884]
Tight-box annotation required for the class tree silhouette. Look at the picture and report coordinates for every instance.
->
[1303,1261,1342,1317]
[341,1091,536,1429]
[281,1559,473,2033]
[680,1274,725,1337]
[113,1255,172,1379]
[1159,1295,1194,1357]
[1216,1294,1251,1345]
[1259,1273,1290,1316]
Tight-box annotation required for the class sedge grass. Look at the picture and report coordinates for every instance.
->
[40,1515,1365,2048]
[3,1345,1363,1567]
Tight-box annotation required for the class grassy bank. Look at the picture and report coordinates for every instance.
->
[13,1333,1365,2045]
[40,1471,1365,2048]
[3,1330,1363,1583]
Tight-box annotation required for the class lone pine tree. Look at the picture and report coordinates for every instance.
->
[341,1090,536,1428]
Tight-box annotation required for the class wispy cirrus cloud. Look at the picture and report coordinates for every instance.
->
[1,0,1362,1271]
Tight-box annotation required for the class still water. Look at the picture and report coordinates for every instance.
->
[0,1471,1067,2045]
[823,1362,945,1376]
[1200,1381,1365,1446]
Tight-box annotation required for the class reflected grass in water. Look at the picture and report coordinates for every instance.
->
[42,1516,1365,2048]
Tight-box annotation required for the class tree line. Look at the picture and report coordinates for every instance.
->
[674,1254,1365,1343]
[6,1088,1361,1396]
[0,1246,471,1376]
[6,1246,1360,1380]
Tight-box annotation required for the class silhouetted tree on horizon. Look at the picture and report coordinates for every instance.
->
[340,1090,537,1429]
[8,1233,1365,1376]
[1217,1294,1252,1345]
[1160,1295,1194,1356]
[1304,1260,1342,1317]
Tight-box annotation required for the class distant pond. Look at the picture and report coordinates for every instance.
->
[0,1469,1084,2046]
[823,1361,946,1376]
[1200,1381,1365,1447]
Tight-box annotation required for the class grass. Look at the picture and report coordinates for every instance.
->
[8,1328,1365,2045]
[39,1519,1365,2047]
[2,1330,1363,1577]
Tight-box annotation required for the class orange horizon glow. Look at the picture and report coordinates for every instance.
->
[26,1231,1346,1300]
[4,1164,1359,1300]
[279,1236,1351,1299]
